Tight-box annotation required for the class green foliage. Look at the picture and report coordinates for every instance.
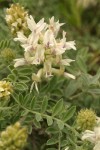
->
[0,0,100,150]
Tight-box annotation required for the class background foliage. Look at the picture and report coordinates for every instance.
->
[0,0,100,150]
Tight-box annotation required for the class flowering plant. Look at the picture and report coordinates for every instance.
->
[0,2,100,150]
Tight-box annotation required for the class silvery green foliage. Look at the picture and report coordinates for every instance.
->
[0,1,100,150]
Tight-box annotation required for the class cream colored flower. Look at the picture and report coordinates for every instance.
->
[82,127,100,150]
[49,16,64,36]
[14,32,39,52]
[14,16,76,91]
[27,15,47,34]
[5,3,29,36]
[0,81,12,98]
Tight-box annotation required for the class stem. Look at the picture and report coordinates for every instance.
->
[58,132,61,150]
[12,94,79,136]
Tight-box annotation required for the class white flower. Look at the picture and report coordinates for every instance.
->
[14,32,39,51]
[65,147,69,150]
[51,31,76,55]
[64,72,76,79]
[43,60,53,78]
[43,30,55,47]
[14,16,76,84]
[60,59,75,66]
[49,16,64,36]
[82,127,100,150]
[27,15,47,34]
[14,58,27,67]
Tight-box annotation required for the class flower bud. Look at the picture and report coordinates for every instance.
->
[0,122,28,150]
[0,81,13,98]
[5,3,29,36]
[0,48,16,62]
[76,109,96,131]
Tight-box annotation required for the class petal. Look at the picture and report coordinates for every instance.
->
[14,32,27,43]
[61,59,75,66]
[82,130,96,143]
[14,58,26,67]
[27,15,36,31]
[65,41,76,50]
[94,142,100,150]
[64,72,76,79]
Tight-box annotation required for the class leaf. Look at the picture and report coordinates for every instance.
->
[18,67,32,75]
[46,116,53,126]
[24,94,31,106]
[0,107,11,110]
[30,97,36,110]
[46,137,58,145]
[60,140,68,147]
[0,40,10,49]
[12,69,18,75]
[46,127,59,134]
[52,99,63,116]
[41,96,48,113]
[88,89,100,94]
[33,118,41,128]
[18,93,24,104]
[76,56,87,73]
[57,120,64,130]
[18,76,30,83]
[15,82,28,91]
[7,74,16,82]
[21,110,29,116]
[64,80,80,98]
[35,113,42,122]
[62,106,76,122]
[46,148,57,150]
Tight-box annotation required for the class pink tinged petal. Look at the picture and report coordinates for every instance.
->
[44,30,55,47]
[14,58,26,67]
[64,72,76,79]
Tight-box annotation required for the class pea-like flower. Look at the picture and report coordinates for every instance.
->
[14,15,76,91]
[82,127,100,150]
[0,81,13,98]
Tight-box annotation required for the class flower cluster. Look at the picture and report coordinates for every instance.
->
[0,48,16,62]
[0,122,28,150]
[77,109,96,130]
[14,16,76,90]
[5,3,29,36]
[0,81,12,98]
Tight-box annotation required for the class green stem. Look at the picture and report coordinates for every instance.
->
[58,132,61,150]
[12,94,79,136]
